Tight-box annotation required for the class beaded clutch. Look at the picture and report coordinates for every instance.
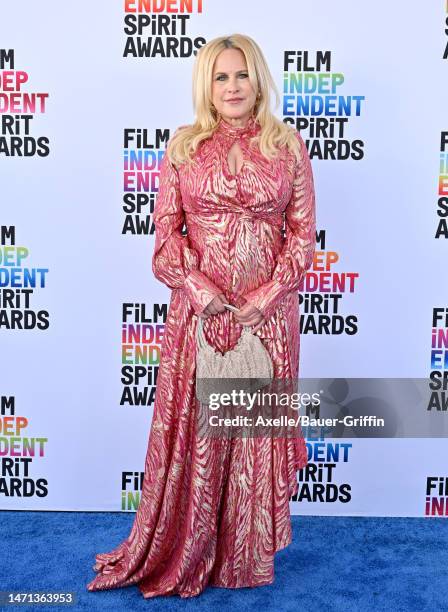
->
[195,303,274,405]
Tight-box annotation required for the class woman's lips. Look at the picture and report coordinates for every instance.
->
[226,99,243,104]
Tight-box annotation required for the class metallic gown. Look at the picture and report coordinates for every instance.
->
[86,115,316,598]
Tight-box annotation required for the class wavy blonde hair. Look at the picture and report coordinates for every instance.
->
[166,33,302,168]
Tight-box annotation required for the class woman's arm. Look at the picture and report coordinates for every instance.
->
[240,130,316,321]
[152,145,223,315]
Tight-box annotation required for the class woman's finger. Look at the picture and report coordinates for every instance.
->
[215,302,227,313]
[237,315,263,327]
[235,311,260,325]
[251,318,266,333]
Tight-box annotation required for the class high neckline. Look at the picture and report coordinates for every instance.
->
[216,114,260,138]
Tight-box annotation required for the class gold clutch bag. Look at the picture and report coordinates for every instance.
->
[195,303,274,405]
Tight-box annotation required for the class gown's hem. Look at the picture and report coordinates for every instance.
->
[207,532,293,591]
[87,521,295,596]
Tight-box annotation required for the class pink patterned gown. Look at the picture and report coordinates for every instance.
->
[86,115,316,598]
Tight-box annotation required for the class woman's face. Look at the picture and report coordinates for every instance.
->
[211,48,257,125]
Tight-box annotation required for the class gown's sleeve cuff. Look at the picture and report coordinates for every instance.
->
[240,279,287,321]
[184,269,223,315]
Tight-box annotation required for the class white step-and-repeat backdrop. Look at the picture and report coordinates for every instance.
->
[1,1,447,517]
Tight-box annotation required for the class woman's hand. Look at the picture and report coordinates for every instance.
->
[199,293,227,318]
[199,295,266,334]
[233,300,266,333]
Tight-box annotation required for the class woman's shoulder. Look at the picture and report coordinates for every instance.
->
[282,124,304,146]
[281,126,306,166]
[164,124,193,168]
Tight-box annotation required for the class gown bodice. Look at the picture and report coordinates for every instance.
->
[175,115,298,303]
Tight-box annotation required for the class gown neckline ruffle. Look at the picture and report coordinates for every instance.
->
[215,114,260,139]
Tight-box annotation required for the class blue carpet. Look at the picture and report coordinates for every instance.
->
[0,511,446,611]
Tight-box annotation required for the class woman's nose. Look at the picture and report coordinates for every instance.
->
[227,79,239,92]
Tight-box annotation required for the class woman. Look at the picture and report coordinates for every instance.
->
[87,33,316,599]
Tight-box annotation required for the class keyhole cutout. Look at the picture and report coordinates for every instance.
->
[227,141,244,176]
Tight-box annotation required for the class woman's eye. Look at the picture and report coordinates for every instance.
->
[216,73,248,81]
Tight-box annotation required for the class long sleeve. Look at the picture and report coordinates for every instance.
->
[152,146,223,315]
[241,131,316,321]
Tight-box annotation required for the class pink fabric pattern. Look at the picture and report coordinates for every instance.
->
[86,115,316,598]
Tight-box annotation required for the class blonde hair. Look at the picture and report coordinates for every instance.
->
[166,33,302,167]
